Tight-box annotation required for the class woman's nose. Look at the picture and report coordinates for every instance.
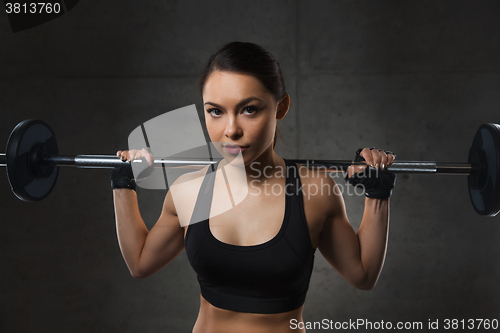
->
[224,116,243,139]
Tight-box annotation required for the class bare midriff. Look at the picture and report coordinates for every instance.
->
[192,295,305,333]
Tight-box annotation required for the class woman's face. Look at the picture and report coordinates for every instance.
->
[202,70,284,166]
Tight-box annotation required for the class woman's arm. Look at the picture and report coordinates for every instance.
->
[317,148,393,290]
[113,188,185,279]
[112,149,185,278]
[318,194,389,290]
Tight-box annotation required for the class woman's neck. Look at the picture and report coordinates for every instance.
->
[245,148,285,181]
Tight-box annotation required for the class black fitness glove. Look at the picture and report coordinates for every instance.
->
[110,163,137,191]
[345,148,397,199]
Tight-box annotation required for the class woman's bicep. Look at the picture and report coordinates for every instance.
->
[135,190,185,278]
[317,190,366,287]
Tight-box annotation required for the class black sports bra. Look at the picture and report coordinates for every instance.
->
[184,159,316,314]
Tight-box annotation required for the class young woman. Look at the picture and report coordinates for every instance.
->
[111,41,396,333]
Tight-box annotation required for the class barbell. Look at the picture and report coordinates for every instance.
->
[1,119,499,217]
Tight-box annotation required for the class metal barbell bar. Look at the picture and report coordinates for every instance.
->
[0,153,474,174]
[2,120,499,216]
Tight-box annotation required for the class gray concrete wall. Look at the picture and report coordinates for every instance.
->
[1,1,499,332]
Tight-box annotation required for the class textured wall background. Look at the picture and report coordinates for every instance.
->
[1,1,499,332]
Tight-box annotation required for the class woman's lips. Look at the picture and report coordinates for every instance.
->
[222,145,248,155]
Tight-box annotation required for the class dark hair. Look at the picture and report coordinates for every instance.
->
[197,41,287,149]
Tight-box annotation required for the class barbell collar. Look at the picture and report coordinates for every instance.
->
[0,153,6,167]
[435,163,473,175]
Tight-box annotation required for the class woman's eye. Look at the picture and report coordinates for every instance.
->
[243,106,258,115]
[207,108,223,117]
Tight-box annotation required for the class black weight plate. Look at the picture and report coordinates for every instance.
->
[5,120,59,202]
[468,123,500,216]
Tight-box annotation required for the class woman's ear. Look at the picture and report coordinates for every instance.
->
[276,94,290,120]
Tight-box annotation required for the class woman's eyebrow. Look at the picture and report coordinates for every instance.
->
[204,97,265,109]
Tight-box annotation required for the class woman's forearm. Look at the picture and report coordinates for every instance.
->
[113,188,149,277]
[356,197,390,289]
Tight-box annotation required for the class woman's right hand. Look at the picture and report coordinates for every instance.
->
[116,148,154,166]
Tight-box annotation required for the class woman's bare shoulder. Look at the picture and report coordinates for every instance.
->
[295,163,339,186]
[171,165,210,184]
[166,165,211,226]
[295,163,343,210]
